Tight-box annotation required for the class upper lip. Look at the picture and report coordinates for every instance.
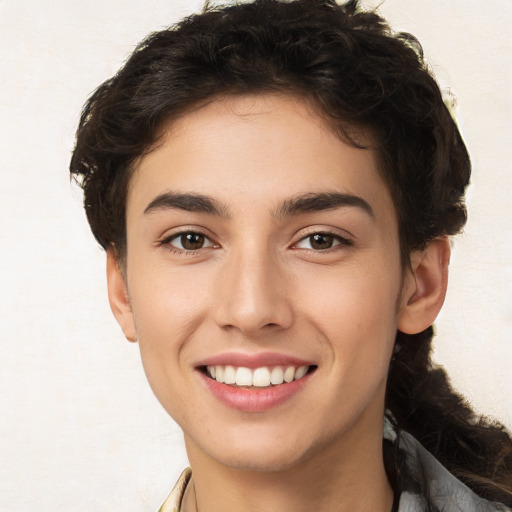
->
[195,351,315,369]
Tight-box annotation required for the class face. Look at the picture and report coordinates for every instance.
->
[112,94,412,472]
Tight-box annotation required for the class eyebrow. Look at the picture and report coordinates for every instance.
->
[273,192,374,219]
[143,190,374,219]
[144,191,230,217]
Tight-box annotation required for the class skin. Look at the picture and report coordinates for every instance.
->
[107,94,449,512]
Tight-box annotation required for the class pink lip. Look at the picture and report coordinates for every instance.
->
[195,352,316,412]
[199,370,313,413]
[195,351,313,369]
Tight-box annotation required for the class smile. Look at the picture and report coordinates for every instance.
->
[197,354,317,412]
[205,364,313,388]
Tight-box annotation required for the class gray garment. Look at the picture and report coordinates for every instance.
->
[397,430,510,512]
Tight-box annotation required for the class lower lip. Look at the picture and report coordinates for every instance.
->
[199,371,312,412]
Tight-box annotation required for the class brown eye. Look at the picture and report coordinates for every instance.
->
[181,233,205,250]
[309,233,335,250]
[295,232,351,251]
[167,232,214,251]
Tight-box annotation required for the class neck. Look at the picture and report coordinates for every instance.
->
[184,414,393,512]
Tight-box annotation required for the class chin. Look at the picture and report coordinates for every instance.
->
[191,425,332,474]
[210,445,312,473]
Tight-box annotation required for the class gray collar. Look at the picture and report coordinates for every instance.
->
[396,430,509,512]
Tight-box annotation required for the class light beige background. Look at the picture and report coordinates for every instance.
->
[0,0,510,510]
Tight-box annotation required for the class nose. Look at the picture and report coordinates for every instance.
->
[212,247,294,336]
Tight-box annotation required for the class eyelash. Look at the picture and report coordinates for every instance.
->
[160,230,217,255]
[292,232,353,252]
[159,230,352,255]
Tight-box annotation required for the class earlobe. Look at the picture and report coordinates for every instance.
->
[397,237,451,335]
[106,248,137,342]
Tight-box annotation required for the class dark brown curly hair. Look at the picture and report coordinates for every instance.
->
[70,0,512,505]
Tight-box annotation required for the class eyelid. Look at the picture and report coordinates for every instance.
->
[158,227,219,252]
[291,228,353,251]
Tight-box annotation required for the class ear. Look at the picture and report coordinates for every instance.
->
[397,237,451,335]
[106,248,137,342]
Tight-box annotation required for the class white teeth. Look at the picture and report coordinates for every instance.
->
[252,367,271,387]
[283,366,295,383]
[235,367,253,386]
[224,365,236,385]
[207,364,311,387]
[294,365,308,380]
[270,366,284,385]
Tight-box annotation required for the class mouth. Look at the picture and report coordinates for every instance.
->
[200,364,317,389]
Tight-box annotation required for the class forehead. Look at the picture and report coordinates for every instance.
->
[127,94,395,224]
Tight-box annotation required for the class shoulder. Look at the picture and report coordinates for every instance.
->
[398,430,510,512]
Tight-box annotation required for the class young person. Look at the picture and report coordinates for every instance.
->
[70,1,512,510]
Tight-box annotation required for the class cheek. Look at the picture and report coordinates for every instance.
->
[129,259,211,337]
[296,263,401,364]
[128,282,200,422]
[125,265,209,393]
[298,260,400,321]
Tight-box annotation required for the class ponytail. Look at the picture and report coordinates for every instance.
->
[386,327,512,505]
